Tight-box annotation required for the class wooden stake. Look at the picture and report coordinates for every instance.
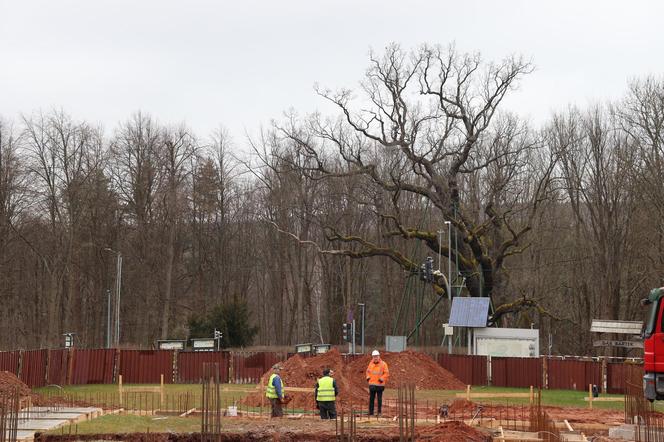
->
[529,386,533,405]
[160,374,164,408]
[118,374,123,406]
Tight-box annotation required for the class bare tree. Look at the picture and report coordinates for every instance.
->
[266,45,555,326]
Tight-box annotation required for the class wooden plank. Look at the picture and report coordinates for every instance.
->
[583,397,624,402]
[454,392,531,399]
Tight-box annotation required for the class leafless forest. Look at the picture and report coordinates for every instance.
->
[1,45,662,354]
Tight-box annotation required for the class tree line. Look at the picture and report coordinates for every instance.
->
[1,44,663,355]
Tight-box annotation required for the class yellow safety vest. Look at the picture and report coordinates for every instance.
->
[316,376,335,402]
[266,373,284,399]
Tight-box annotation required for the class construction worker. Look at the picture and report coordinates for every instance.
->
[366,350,389,416]
[314,368,338,419]
[265,363,285,418]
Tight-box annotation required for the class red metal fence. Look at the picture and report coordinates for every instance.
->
[547,358,602,391]
[177,351,229,383]
[118,350,174,384]
[69,348,116,385]
[46,349,69,386]
[0,351,20,375]
[230,352,287,384]
[20,349,48,388]
[0,347,642,392]
[607,362,643,394]
[492,357,542,388]
[436,354,488,386]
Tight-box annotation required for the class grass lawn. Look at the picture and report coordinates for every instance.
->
[46,414,200,434]
[35,383,257,412]
[383,386,627,410]
[35,383,645,412]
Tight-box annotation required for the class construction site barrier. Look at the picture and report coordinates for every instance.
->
[2,347,643,393]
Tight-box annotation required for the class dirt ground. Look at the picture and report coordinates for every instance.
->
[36,417,491,441]
[0,370,31,397]
[242,349,464,411]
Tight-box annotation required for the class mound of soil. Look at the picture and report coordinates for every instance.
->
[242,349,464,410]
[345,351,466,391]
[0,371,31,397]
[448,398,476,413]
[417,421,491,441]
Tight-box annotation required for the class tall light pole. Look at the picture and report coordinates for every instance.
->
[104,248,122,347]
[445,221,452,354]
[358,303,365,354]
[106,289,111,348]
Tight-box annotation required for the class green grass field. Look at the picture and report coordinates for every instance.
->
[35,383,635,411]
[47,414,200,434]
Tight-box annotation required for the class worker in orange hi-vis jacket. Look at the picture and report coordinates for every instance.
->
[365,350,389,416]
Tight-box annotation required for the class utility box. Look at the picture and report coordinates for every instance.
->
[385,336,407,352]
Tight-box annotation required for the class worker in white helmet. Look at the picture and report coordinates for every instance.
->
[365,350,389,416]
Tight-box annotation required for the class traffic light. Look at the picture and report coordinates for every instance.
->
[420,257,434,282]
[342,323,351,342]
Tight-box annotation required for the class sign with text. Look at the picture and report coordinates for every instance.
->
[191,339,215,351]
[156,340,186,350]
[593,339,644,349]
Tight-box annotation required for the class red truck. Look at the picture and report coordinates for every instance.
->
[643,287,664,401]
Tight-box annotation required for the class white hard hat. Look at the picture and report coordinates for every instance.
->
[371,350,380,356]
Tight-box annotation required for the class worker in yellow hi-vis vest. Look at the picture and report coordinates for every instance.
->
[265,364,286,417]
[314,368,338,419]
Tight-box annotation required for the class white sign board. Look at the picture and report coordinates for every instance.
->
[590,320,643,335]
[593,340,644,349]
[192,339,215,350]
[473,328,539,357]
[157,340,186,350]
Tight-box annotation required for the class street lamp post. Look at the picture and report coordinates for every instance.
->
[106,289,111,348]
[358,303,365,354]
[104,248,122,347]
[444,221,452,354]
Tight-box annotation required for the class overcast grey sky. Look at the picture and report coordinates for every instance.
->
[1,0,663,144]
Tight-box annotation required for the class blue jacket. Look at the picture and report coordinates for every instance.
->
[273,375,283,398]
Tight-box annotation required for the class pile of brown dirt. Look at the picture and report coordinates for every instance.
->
[0,371,31,397]
[448,398,476,413]
[242,349,464,410]
[417,421,491,441]
[345,351,466,391]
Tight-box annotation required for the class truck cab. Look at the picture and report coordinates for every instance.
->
[643,287,664,401]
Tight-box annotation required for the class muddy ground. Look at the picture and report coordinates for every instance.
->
[36,417,491,441]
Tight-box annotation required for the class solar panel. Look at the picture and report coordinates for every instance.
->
[448,297,490,327]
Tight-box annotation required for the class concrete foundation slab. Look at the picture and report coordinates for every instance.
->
[17,418,69,430]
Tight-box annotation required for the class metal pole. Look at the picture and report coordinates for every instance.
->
[438,230,442,272]
[351,320,356,355]
[106,289,111,348]
[115,253,122,347]
[359,303,365,354]
[467,328,472,355]
[445,221,452,354]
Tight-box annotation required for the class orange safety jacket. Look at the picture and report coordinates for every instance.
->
[365,359,389,386]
